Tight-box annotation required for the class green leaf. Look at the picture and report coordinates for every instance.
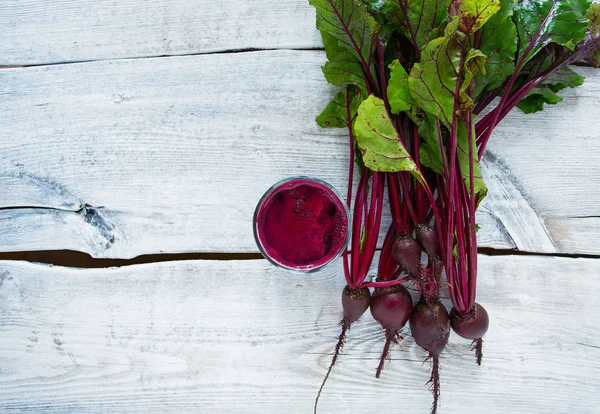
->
[418,114,445,174]
[408,22,488,127]
[516,88,562,112]
[353,95,422,179]
[409,35,460,127]
[405,2,494,197]
[321,30,348,61]
[584,3,600,66]
[317,89,350,128]
[317,86,366,128]
[450,0,502,34]
[463,49,488,92]
[513,0,591,64]
[320,31,371,90]
[387,59,414,113]
[322,52,369,90]
[362,0,396,38]
[385,0,451,53]
[588,2,600,33]
[310,0,380,69]
[516,66,585,113]
[472,0,518,98]
[362,0,393,15]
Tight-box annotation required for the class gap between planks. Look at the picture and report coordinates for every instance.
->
[0,250,264,268]
[0,247,598,269]
[0,49,593,70]
[0,47,326,69]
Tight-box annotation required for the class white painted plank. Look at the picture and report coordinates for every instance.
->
[479,156,557,253]
[0,0,322,65]
[0,255,599,413]
[0,51,598,257]
[545,217,600,255]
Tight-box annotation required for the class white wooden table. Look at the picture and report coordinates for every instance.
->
[1,2,599,413]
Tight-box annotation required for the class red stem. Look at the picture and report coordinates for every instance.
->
[457,173,473,312]
[388,172,409,234]
[377,39,389,105]
[475,76,544,157]
[412,123,427,223]
[477,6,556,157]
[350,171,368,288]
[398,173,419,226]
[345,87,355,207]
[466,112,479,310]
[444,47,466,298]
[453,169,468,306]
[342,86,355,286]
[378,224,399,281]
[359,173,385,280]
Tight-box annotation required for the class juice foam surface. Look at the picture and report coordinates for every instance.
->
[256,179,348,270]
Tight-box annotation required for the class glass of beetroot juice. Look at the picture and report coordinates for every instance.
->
[254,177,350,272]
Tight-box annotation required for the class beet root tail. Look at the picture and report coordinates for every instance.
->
[375,330,399,379]
[427,354,440,414]
[472,338,483,366]
[314,322,348,414]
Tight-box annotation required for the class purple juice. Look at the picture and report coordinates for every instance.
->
[254,178,349,271]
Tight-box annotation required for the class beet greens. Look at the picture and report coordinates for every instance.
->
[309,0,600,411]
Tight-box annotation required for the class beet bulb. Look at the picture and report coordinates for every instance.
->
[410,300,450,414]
[370,285,413,378]
[450,302,489,365]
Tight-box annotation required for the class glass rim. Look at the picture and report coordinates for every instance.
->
[253,176,350,274]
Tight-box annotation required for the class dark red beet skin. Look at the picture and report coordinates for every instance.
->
[450,303,489,340]
[371,285,413,378]
[391,236,421,276]
[370,285,413,330]
[255,179,348,270]
[410,301,450,414]
[342,286,371,325]
[415,225,440,257]
[410,301,450,357]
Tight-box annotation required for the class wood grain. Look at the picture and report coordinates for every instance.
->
[0,255,599,413]
[0,51,598,257]
[0,0,323,65]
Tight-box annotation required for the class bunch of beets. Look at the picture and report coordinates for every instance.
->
[308,0,600,412]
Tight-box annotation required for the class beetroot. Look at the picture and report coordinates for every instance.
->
[370,285,413,378]
[410,301,450,414]
[450,302,489,365]
[341,285,371,325]
[314,286,370,413]
[415,225,440,257]
[391,236,421,276]
[410,300,450,356]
